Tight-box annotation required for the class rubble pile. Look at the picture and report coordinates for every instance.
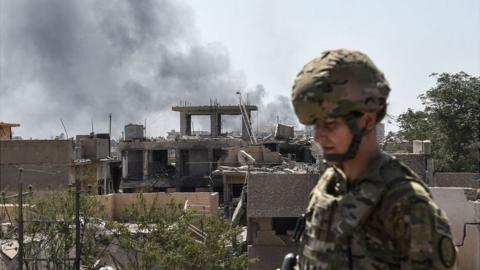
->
[214,161,322,175]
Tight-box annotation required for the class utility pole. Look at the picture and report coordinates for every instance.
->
[17,168,24,270]
[109,113,112,157]
[74,165,81,270]
[72,159,90,270]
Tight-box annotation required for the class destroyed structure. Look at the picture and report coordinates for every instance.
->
[212,138,480,270]
[118,104,315,196]
[1,103,479,269]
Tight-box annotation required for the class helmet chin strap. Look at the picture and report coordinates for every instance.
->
[323,113,365,162]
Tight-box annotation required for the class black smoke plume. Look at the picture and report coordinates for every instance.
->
[0,0,297,138]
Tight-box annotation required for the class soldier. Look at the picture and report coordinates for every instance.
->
[288,49,457,269]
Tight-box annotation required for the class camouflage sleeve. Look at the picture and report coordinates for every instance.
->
[382,182,457,269]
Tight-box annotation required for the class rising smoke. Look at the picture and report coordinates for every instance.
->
[0,0,298,138]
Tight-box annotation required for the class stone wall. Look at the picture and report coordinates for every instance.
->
[433,173,480,188]
[247,173,319,218]
[99,192,219,221]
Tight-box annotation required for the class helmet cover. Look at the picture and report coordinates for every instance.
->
[292,49,390,125]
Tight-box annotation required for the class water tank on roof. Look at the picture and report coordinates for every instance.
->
[95,133,110,139]
[124,124,144,140]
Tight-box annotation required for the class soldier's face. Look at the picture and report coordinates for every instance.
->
[313,117,353,157]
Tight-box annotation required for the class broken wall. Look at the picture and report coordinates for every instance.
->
[78,138,109,160]
[218,145,282,166]
[431,188,480,270]
[149,150,169,177]
[274,124,294,140]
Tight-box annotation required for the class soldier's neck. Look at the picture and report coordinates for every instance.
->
[340,133,380,182]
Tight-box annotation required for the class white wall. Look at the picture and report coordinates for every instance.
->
[431,188,480,270]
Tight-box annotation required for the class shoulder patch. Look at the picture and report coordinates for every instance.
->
[438,236,456,268]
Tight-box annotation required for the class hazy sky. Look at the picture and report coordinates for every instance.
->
[1,0,479,139]
[184,0,480,122]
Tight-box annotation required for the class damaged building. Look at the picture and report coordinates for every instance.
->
[3,103,479,269]
[118,104,258,193]
[212,136,480,270]
[118,104,319,198]
[0,122,120,194]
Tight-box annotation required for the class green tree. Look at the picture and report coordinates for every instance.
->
[107,194,250,270]
[397,72,480,172]
[16,190,105,269]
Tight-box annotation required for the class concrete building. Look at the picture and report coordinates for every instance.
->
[118,102,320,198]
[0,139,74,191]
[119,137,248,193]
[118,104,262,193]
[172,104,257,139]
[75,134,121,194]
[0,131,120,194]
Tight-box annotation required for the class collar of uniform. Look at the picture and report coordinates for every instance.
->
[353,152,392,186]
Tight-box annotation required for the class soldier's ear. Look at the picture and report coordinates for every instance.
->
[360,112,377,131]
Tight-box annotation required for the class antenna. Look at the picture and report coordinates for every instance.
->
[60,119,69,139]
[91,118,94,134]
[109,113,112,156]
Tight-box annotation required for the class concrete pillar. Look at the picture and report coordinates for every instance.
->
[143,150,149,181]
[103,163,108,194]
[413,140,424,154]
[186,114,191,135]
[176,149,183,177]
[208,148,214,173]
[122,151,128,179]
[175,149,184,192]
[180,112,186,136]
[422,140,432,155]
[180,112,192,136]
[217,114,222,136]
[210,113,220,137]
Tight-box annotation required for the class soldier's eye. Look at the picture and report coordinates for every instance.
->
[324,121,337,129]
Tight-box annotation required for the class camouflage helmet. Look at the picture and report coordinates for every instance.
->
[292,49,390,125]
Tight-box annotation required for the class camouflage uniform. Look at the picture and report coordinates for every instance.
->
[297,153,457,269]
[290,49,457,269]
